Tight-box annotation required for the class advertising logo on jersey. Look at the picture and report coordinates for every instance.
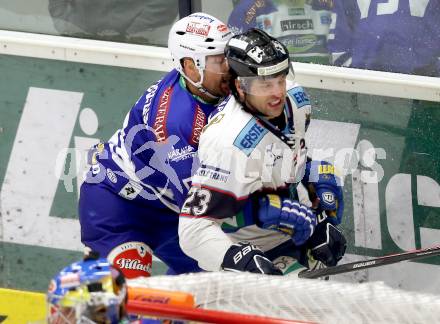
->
[142,80,161,125]
[107,242,152,279]
[196,164,230,183]
[280,19,314,32]
[190,105,206,145]
[233,119,268,156]
[153,86,173,142]
[186,22,211,37]
[168,145,195,162]
[287,87,311,108]
[288,7,305,15]
[244,0,266,24]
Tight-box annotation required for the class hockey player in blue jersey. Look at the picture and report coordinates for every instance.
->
[78,13,233,278]
[328,0,440,76]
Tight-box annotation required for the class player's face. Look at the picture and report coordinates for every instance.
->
[242,74,287,118]
[203,54,231,98]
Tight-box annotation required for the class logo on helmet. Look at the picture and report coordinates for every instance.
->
[217,24,228,32]
[59,273,81,289]
[186,22,211,37]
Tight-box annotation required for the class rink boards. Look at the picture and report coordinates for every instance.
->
[0,53,439,294]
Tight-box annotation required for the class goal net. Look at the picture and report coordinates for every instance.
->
[126,271,440,323]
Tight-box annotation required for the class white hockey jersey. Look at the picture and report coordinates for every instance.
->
[179,82,312,271]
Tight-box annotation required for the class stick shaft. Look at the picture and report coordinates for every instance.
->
[298,245,440,279]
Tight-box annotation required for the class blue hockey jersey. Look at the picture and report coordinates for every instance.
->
[86,69,217,212]
[328,0,440,75]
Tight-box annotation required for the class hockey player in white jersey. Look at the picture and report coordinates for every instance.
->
[179,28,346,275]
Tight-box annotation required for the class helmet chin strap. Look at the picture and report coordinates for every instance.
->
[182,68,221,100]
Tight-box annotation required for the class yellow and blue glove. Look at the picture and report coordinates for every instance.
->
[302,160,344,225]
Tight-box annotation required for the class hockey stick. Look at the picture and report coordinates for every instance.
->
[298,245,440,279]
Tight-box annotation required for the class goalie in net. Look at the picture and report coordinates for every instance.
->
[178,28,346,276]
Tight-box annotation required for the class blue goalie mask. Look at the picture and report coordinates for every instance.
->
[47,258,127,324]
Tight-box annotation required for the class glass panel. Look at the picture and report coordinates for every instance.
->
[0,0,179,47]
[204,0,440,76]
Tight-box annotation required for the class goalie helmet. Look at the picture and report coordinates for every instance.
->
[47,258,127,324]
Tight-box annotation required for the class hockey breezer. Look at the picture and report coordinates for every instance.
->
[298,245,440,279]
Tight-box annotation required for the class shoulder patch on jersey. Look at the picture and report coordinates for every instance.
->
[287,86,310,108]
[233,118,268,156]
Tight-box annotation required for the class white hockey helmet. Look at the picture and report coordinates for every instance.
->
[168,13,233,98]
[168,12,232,72]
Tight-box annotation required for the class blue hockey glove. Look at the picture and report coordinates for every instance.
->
[302,160,344,225]
[258,194,317,246]
[222,242,282,275]
[307,221,346,267]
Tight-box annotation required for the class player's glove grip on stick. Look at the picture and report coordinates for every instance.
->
[222,242,282,275]
[258,194,317,246]
[307,221,347,267]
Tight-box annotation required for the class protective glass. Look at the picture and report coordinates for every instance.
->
[238,73,287,96]
[204,54,229,74]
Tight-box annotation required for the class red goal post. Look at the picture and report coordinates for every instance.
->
[127,300,313,324]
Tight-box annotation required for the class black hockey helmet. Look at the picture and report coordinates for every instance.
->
[225,28,291,78]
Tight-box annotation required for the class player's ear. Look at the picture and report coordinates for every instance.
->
[235,79,245,100]
[182,58,201,83]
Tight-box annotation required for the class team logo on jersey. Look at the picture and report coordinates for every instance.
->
[233,119,268,156]
[107,242,152,279]
[186,22,211,37]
